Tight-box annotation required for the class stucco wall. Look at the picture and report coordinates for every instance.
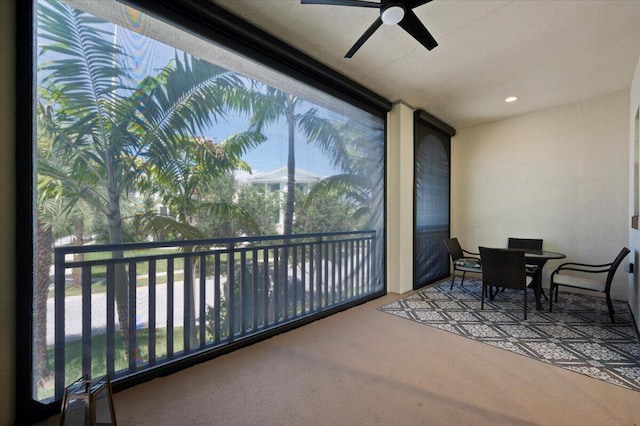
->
[0,0,16,424]
[628,58,640,329]
[386,102,415,294]
[452,92,630,300]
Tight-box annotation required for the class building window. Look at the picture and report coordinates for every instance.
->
[269,183,281,193]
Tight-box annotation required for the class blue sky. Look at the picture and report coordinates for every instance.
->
[204,108,339,178]
[37,3,341,178]
[106,17,341,177]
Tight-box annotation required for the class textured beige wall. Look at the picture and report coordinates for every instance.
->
[386,102,415,294]
[0,0,16,424]
[452,92,630,300]
[628,58,640,329]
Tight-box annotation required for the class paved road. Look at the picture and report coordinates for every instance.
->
[46,280,196,345]
[46,260,355,345]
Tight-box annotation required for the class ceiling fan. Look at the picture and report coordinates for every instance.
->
[300,0,437,58]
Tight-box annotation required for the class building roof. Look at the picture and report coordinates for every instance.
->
[236,167,324,185]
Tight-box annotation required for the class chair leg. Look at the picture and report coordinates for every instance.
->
[450,270,456,290]
[523,289,528,320]
[535,268,548,301]
[549,282,554,312]
[461,271,466,286]
[606,293,616,324]
[481,283,485,309]
[490,286,499,300]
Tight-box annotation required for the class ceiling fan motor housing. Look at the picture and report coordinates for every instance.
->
[381,1,405,25]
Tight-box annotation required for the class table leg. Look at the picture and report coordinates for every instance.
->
[534,267,543,310]
[528,258,549,310]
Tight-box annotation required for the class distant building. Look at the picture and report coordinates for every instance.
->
[235,167,324,233]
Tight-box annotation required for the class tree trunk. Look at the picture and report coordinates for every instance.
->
[283,101,296,236]
[182,198,200,348]
[275,100,296,319]
[72,216,84,288]
[106,167,139,362]
[35,219,53,383]
[187,252,199,349]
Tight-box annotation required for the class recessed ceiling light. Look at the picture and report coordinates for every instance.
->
[505,96,519,103]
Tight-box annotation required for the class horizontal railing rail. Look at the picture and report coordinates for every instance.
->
[52,230,377,400]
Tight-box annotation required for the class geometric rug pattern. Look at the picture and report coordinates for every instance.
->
[379,278,640,392]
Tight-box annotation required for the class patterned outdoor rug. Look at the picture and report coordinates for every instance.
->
[379,278,640,392]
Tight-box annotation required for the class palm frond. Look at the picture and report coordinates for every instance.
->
[248,86,289,132]
[137,53,246,149]
[132,211,206,241]
[38,159,109,215]
[38,0,130,128]
[200,202,261,235]
[302,174,371,211]
[221,131,267,159]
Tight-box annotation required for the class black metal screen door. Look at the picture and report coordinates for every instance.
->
[414,119,451,289]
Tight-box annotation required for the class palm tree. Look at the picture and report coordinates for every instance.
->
[35,202,55,384]
[36,105,97,390]
[301,119,385,227]
[37,1,256,359]
[138,135,264,234]
[135,134,265,347]
[248,87,346,320]
[34,101,76,387]
[249,87,342,235]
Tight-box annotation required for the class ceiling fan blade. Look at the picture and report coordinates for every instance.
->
[345,17,383,58]
[301,0,380,8]
[398,9,438,51]
[408,0,433,8]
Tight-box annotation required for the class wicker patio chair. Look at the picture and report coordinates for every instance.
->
[508,237,544,298]
[443,238,481,290]
[549,247,630,323]
[479,247,534,320]
[507,238,543,251]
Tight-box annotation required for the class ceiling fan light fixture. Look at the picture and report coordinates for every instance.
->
[381,5,405,25]
[302,0,437,58]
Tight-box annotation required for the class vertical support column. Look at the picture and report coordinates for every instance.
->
[386,101,415,294]
[629,62,640,329]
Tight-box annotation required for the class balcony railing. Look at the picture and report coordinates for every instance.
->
[51,230,378,399]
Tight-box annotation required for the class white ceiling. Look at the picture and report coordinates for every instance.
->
[213,0,640,130]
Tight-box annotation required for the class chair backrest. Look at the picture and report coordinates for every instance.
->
[605,247,630,291]
[443,238,464,262]
[508,238,543,250]
[479,247,527,290]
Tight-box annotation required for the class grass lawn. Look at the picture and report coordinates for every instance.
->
[38,327,186,401]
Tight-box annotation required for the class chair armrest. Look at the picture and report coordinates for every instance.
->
[462,249,479,256]
[552,262,612,275]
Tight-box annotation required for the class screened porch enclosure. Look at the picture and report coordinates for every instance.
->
[30,0,386,412]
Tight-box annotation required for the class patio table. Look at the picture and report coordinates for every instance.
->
[512,249,566,310]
